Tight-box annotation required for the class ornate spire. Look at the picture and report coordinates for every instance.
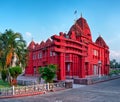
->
[74,10,78,23]
[32,37,33,41]
[68,15,92,41]
[98,32,101,37]
[95,35,108,48]
[81,13,82,18]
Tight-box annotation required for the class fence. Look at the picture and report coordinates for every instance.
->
[0,81,67,97]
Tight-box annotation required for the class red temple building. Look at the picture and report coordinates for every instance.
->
[25,16,110,80]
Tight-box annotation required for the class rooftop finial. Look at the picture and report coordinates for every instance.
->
[98,32,101,37]
[32,37,33,41]
[74,10,77,24]
[81,13,82,18]
[74,10,77,15]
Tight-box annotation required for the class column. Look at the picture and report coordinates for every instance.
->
[58,53,66,80]
[79,56,85,78]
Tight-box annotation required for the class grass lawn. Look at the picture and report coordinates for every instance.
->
[0,79,10,88]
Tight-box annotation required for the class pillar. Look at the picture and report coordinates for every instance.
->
[79,57,85,78]
[58,53,66,80]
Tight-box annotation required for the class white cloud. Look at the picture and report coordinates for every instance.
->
[25,32,32,38]
[110,50,120,62]
[107,34,120,45]
[24,32,32,46]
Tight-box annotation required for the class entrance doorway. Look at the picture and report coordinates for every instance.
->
[34,67,36,75]
[65,63,71,76]
[93,65,98,76]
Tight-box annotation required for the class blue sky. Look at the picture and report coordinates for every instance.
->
[0,0,120,61]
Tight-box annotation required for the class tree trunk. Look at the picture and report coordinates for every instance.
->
[11,78,17,86]
[7,70,12,85]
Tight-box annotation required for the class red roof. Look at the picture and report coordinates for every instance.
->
[95,36,108,48]
[68,16,92,41]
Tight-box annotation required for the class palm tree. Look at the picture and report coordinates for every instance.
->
[3,29,27,68]
[15,40,28,69]
[0,29,27,83]
[0,33,8,69]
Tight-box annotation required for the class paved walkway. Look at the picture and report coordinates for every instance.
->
[73,84,86,88]
[1,78,120,102]
[17,75,38,82]
[17,75,45,84]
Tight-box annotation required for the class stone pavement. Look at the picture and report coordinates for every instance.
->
[17,75,38,82]
[1,78,120,102]
[73,84,86,88]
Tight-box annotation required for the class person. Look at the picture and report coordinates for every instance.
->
[39,75,41,84]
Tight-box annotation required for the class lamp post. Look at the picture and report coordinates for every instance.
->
[67,63,70,78]
[98,60,102,77]
[113,62,115,70]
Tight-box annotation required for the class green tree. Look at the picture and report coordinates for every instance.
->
[1,69,8,82]
[0,29,27,68]
[9,66,22,86]
[0,33,7,69]
[110,59,117,68]
[0,29,27,83]
[9,66,22,79]
[39,64,57,83]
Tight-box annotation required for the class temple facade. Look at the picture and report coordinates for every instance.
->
[25,16,110,80]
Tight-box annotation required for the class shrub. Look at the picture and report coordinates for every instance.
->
[9,66,22,79]
[109,70,120,76]
[1,69,7,82]
[39,64,57,83]
[9,66,22,86]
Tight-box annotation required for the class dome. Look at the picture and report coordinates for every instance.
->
[95,36,108,48]
[68,16,92,41]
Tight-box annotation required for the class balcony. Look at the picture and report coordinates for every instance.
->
[65,56,72,62]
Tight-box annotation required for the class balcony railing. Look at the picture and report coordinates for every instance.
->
[65,56,72,62]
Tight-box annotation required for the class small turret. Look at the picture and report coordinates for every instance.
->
[28,40,35,50]
[95,35,109,48]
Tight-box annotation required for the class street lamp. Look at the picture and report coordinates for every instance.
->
[67,63,70,78]
[98,60,102,77]
[113,62,116,69]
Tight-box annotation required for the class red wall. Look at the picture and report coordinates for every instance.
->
[25,16,110,80]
